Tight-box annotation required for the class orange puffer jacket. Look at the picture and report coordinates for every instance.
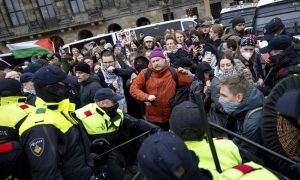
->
[130,64,192,123]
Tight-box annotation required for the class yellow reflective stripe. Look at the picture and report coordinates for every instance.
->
[19,108,73,136]
[0,103,34,128]
[75,103,124,135]
[0,96,27,106]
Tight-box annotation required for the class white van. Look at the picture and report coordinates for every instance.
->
[62,18,197,54]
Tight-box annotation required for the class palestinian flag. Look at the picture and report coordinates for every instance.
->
[6,38,54,59]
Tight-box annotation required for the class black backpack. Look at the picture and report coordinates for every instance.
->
[144,67,191,108]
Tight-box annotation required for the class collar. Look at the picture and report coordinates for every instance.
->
[35,97,76,122]
[0,96,27,106]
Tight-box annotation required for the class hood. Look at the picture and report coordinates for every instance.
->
[231,87,264,116]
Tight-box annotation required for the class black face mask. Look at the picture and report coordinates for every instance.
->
[102,103,119,117]
[36,83,71,102]
[269,52,285,67]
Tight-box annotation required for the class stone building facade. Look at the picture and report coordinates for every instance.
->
[0,0,232,53]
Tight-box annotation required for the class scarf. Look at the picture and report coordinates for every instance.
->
[100,61,127,112]
[214,67,237,81]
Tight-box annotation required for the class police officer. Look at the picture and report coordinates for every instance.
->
[19,65,93,179]
[0,79,33,179]
[74,88,159,180]
[260,35,300,85]
[169,101,281,179]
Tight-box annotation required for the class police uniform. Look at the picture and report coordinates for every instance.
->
[0,79,34,179]
[0,99,34,179]
[18,65,94,179]
[220,161,278,180]
[19,97,93,179]
[74,88,159,180]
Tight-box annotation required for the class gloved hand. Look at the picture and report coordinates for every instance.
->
[290,162,300,176]
[90,138,111,154]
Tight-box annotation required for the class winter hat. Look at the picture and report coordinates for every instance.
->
[51,53,61,61]
[260,35,292,54]
[27,62,42,73]
[240,37,255,47]
[195,62,212,80]
[230,16,245,28]
[0,78,21,97]
[144,36,155,42]
[276,90,300,118]
[261,17,285,41]
[94,88,124,102]
[134,56,149,72]
[149,48,165,60]
[33,65,68,89]
[138,132,208,180]
[74,62,90,74]
[170,101,205,141]
[20,72,34,83]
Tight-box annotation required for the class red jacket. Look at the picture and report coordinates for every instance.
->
[130,64,192,123]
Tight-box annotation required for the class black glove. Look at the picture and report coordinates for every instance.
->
[90,138,111,153]
[290,163,300,176]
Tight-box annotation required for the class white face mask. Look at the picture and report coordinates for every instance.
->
[241,51,253,61]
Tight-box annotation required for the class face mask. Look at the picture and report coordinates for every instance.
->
[23,88,36,95]
[219,98,240,114]
[241,51,253,61]
[269,54,283,65]
[102,103,119,117]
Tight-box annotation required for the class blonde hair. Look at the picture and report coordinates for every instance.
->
[211,24,223,38]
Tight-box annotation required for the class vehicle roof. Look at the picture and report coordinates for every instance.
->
[221,2,257,14]
[124,18,196,31]
[62,32,115,49]
[0,53,13,58]
[257,0,284,7]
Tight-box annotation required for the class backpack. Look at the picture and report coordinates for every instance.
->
[144,67,191,108]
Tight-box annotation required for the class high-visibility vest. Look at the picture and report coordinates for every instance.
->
[185,138,243,171]
[75,103,124,135]
[0,102,34,153]
[19,98,76,136]
[0,96,27,106]
[221,161,278,180]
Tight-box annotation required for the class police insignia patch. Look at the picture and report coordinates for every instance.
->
[29,138,44,157]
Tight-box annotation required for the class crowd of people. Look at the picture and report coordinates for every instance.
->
[0,15,300,180]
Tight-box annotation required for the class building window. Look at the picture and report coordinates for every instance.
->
[37,0,56,19]
[70,0,85,14]
[4,0,26,26]
[100,0,115,8]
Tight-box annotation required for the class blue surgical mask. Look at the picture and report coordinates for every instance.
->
[219,98,240,114]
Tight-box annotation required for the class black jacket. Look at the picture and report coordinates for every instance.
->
[79,75,102,107]
[168,48,189,65]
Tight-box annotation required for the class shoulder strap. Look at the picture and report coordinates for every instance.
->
[145,68,152,81]
[169,67,178,85]
[145,67,178,85]
[244,107,263,122]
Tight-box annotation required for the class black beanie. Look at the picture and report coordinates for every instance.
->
[74,62,90,74]
[231,16,245,28]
